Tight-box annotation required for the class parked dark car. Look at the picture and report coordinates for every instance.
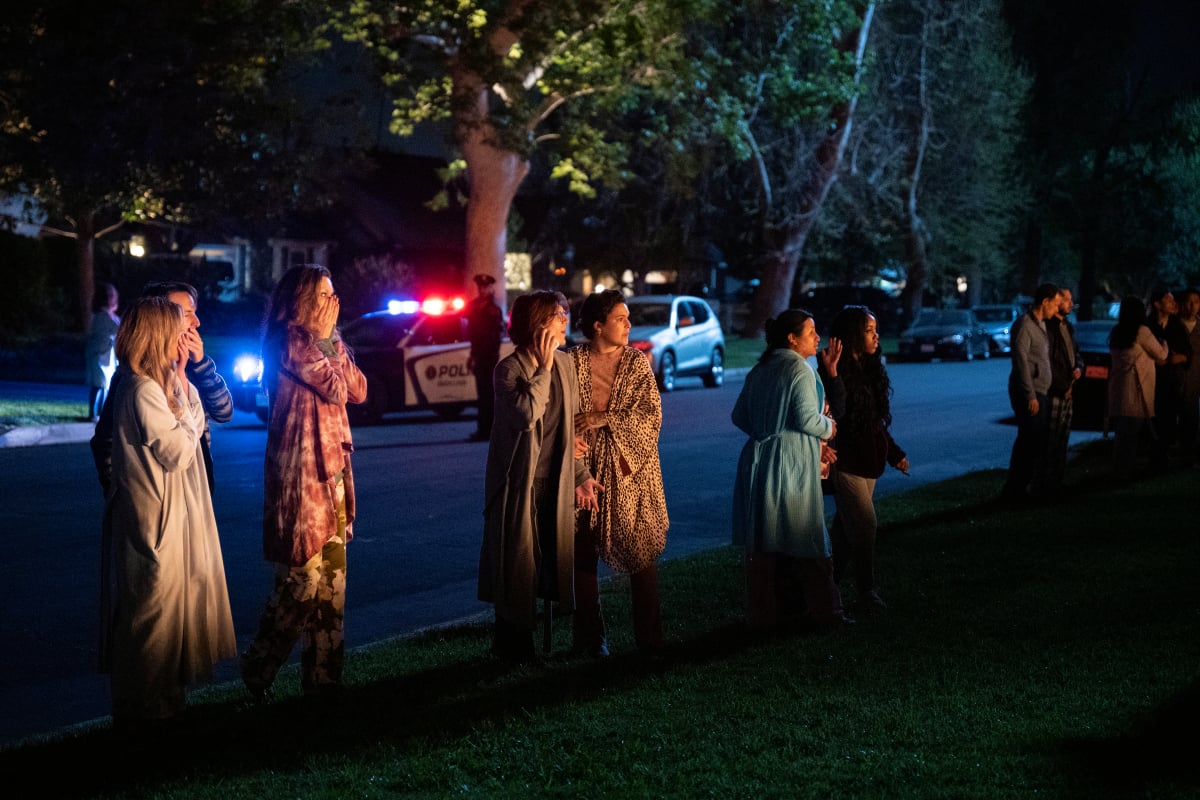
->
[896,308,992,362]
[970,303,1024,354]
[1070,319,1117,431]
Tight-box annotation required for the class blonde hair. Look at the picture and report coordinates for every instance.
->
[115,296,184,414]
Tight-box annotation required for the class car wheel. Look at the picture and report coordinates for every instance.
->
[350,375,387,425]
[702,348,724,388]
[658,351,677,392]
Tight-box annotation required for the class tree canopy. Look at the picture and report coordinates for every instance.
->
[332,0,700,293]
[0,0,340,328]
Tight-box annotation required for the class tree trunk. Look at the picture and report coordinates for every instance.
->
[742,3,876,337]
[461,128,529,291]
[744,228,806,336]
[1077,144,1112,323]
[1021,217,1043,302]
[898,3,931,319]
[76,209,95,332]
[449,2,533,297]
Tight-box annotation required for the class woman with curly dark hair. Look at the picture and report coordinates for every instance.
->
[819,305,909,616]
[569,289,668,657]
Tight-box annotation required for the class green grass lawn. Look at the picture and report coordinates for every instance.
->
[0,399,90,426]
[4,440,1196,799]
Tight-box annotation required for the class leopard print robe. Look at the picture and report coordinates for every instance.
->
[569,346,669,574]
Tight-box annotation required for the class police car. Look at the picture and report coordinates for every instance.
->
[229,349,269,422]
[228,296,514,425]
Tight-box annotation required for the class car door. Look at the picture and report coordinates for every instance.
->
[403,314,474,407]
[675,299,706,372]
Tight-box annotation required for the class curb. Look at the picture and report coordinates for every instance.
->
[0,422,95,449]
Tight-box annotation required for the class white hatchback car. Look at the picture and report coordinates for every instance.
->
[624,294,726,392]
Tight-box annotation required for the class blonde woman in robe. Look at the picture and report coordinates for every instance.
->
[570,290,669,657]
[100,296,236,731]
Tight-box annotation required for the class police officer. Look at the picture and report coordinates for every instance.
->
[466,273,505,442]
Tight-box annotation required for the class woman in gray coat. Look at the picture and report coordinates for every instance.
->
[477,290,603,662]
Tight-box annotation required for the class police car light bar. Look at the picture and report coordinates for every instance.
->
[420,297,466,315]
[386,299,420,315]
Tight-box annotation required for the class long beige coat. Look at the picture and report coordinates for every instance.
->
[569,346,668,574]
[101,374,236,720]
[478,348,591,628]
[1108,326,1167,418]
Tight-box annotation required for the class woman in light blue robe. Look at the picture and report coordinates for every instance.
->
[731,309,846,629]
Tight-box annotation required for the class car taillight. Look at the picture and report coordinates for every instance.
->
[629,340,654,364]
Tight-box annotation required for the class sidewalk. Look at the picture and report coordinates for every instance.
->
[0,421,95,448]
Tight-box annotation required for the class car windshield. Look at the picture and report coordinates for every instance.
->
[628,302,672,327]
[973,307,1013,323]
[342,313,419,348]
[916,310,969,327]
[1073,320,1117,352]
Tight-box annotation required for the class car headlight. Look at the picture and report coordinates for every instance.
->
[233,354,263,384]
[944,334,964,344]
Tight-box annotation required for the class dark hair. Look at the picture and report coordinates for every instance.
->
[263,264,332,346]
[830,305,893,436]
[578,290,627,340]
[508,290,567,348]
[1109,297,1147,350]
[92,282,117,312]
[1149,288,1173,306]
[829,305,874,355]
[759,309,813,363]
[141,281,198,304]
[1180,287,1200,304]
[1034,282,1059,305]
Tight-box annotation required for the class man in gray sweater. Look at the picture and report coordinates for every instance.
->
[1002,282,1059,500]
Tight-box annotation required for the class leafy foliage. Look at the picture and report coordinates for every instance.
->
[0,1,343,231]
[810,0,1031,306]
[333,1,694,165]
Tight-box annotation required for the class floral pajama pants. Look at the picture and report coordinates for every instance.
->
[242,481,348,695]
